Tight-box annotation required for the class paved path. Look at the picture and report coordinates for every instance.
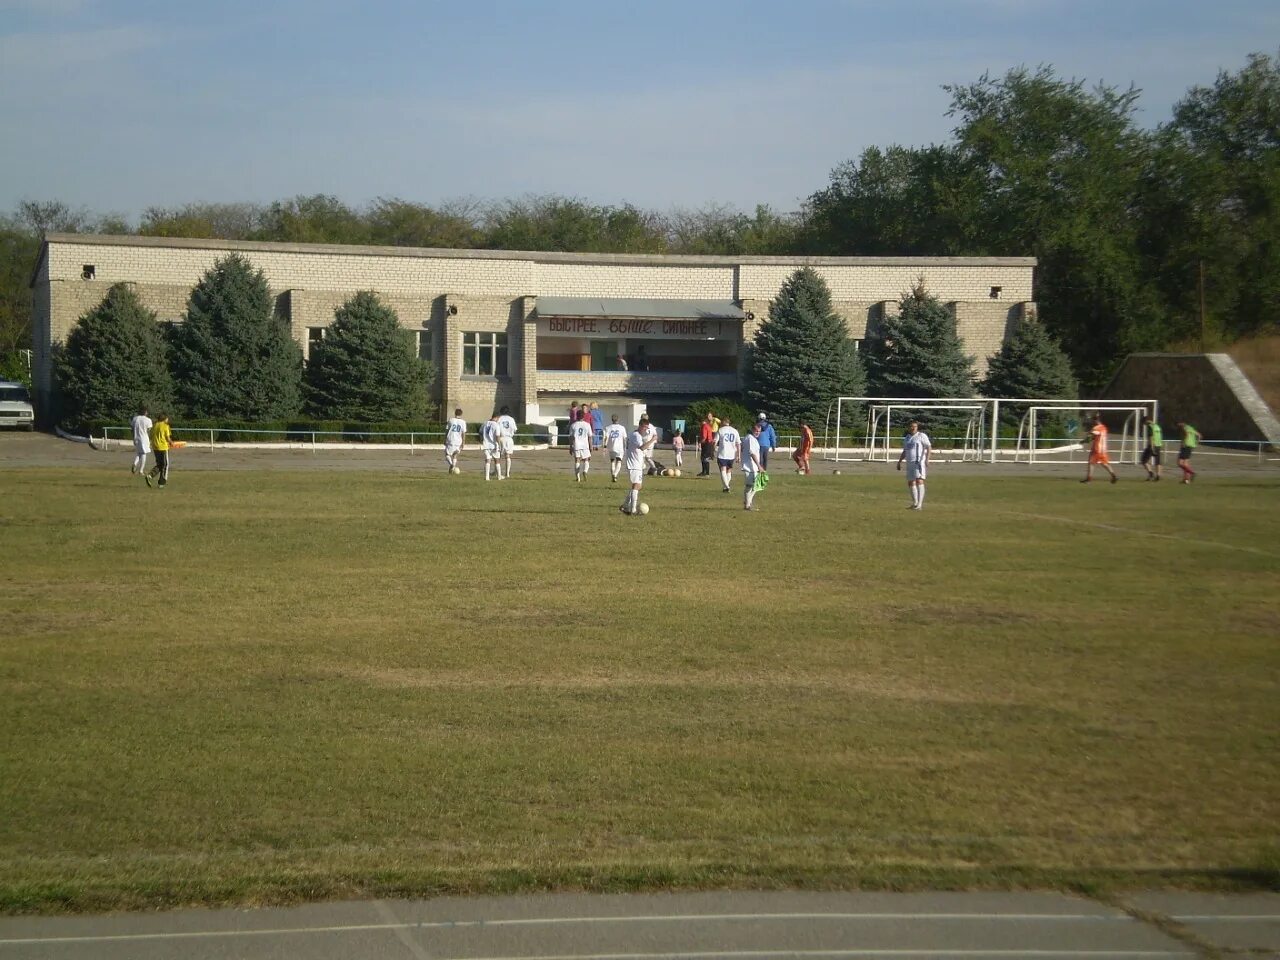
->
[1,891,1277,959]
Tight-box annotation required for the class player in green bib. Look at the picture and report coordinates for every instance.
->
[1176,421,1200,484]
[1141,414,1164,481]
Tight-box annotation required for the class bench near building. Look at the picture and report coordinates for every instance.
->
[30,234,1036,428]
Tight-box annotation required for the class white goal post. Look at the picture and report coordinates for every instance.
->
[864,403,988,462]
[824,396,1161,463]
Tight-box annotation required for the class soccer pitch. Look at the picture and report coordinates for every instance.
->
[1,460,1277,912]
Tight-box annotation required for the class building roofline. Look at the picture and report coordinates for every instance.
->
[39,232,1038,269]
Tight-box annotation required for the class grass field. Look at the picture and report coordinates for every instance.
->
[1,462,1278,913]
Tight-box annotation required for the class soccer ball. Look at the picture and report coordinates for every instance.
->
[451,466,461,475]
[674,469,681,477]
[663,469,673,477]
[638,502,650,515]
[833,469,842,476]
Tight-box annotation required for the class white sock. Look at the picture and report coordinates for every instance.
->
[583,461,590,476]
[745,485,755,509]
[918,484,926,507]
[505,457,512,477]
[485,461,492,480]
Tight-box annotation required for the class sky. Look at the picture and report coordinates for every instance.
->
[0,0,1275,222]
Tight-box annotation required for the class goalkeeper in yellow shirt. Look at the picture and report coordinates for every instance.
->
[145,414,172,488]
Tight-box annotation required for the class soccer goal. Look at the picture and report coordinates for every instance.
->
[863,403,989,462]
[1014,404,1150,465]
[825,396,997,463]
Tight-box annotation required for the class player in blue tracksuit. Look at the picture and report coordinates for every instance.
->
[756,413,777,469]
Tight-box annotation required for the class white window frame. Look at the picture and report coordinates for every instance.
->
[462,331,508,377]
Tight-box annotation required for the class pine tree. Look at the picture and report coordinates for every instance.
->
[54,283,175,427]
[980,316,1077,427]
[863,278,976,424]
[744,267,865,425]
[304,291,432,421]
[171,253,303,420]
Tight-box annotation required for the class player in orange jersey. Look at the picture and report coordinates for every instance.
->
[793,419,814,474]
[1081,414,1119,484]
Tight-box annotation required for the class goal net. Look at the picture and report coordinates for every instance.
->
[1014,404,1152,465]
[825,396,996,463]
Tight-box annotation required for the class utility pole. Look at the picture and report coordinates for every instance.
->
[1198,259,1207,352]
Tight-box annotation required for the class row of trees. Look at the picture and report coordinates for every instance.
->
[6,52,1275,393]
[55,255,433,428]
[745,268,1076,428]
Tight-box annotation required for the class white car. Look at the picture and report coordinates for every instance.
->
[0,380,34,430]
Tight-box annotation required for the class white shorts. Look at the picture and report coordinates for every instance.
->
[500,437,514,454]
[573,444,591,459]
[445,441,461,455]
[906,462,927,482]
[483,446,499,461]
[628,468,645,485]
[134,443,150,455]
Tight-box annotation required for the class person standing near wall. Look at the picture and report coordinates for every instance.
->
[130,405,152,478]
[1177,421,1200,484]
[589,402,604,446]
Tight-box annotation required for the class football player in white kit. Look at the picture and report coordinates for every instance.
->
[714,417,741,492]
[620,414,656,515]
[570,410,595,481]
[896,420,932,509]
[742,421,764,511]
[603,414,628,482]
[497,405,518,479]
[640,418,660,474]
[130,405,153,477]
[444,407,466,473]
[481,412,502,481]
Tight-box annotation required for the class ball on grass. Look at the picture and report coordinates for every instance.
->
[833,469,842,476]
[663,469,673,477]
[674,469,681,477]
[638,502,650,515]
[451,466,461,475]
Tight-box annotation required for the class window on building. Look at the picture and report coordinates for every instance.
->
[415,329,433,362]
[462,332,508,376]
[306,326,327,361]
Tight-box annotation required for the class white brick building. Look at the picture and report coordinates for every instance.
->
[30,234,1036,426]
